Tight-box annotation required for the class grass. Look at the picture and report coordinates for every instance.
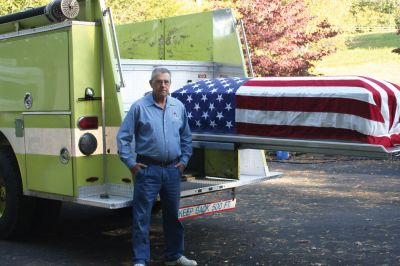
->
[311,32,400,84]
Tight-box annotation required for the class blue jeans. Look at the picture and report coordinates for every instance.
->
[132,164,184,264]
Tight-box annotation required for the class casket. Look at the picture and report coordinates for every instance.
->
[172,76,400,148]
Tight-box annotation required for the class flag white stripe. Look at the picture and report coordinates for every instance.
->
[235,109,388,137]
[249,76,376,81]
[377,79,400,133]
[357,77,389,131]
[236,85,376,105]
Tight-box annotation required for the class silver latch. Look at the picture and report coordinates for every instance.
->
[15,119,24,137]
[24,92,33,109]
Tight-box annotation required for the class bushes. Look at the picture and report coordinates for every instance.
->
[305,0,399,33]
[349,0,399,31]
[0,0,47,16]
[395,8,400,34]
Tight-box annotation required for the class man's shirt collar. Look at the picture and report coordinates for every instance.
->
[143,93,175,108]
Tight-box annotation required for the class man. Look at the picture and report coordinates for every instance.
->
[117,68,196,266]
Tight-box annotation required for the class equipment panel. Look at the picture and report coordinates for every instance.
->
[0,30,70,111]
[24,114,73,196]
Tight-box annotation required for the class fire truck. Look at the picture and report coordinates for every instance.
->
[1,0,399,239]
[0,0,284,238]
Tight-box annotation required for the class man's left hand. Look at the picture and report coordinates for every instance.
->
[175,162,186,173]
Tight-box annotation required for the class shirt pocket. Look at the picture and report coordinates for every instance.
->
[171,119,182,137]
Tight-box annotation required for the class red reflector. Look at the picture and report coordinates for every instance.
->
[86,177,99,182]
[78,116,98,130]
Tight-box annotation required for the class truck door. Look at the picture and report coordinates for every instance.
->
[24,114,73,196]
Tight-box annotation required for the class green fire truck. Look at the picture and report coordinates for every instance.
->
[0,0,284,238]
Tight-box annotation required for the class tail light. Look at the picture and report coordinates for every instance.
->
[79,133,97,156]
[77,116,98,130]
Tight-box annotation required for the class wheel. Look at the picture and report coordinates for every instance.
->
[0,146,35,239]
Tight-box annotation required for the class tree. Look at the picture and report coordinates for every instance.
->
[396,6,400,34]
[237,0,338,76]
[106,0,202,24]
[349,0,398,30]
[0,0,202,23]
[0,0,47,16]
[393,5,400,54]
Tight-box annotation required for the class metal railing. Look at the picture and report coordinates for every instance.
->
[346,25,396,32]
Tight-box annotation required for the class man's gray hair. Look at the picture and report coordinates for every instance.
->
[151,67,171,81]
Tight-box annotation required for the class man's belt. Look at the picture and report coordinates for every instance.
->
[136,155,178,167]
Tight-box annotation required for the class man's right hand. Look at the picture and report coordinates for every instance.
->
[130,163,148,176]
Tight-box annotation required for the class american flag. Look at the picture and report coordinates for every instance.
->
[173,77,250,133]
[173,76,400,147]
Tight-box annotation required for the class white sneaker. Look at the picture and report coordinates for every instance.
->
[134,264,145,266]
[165,255,198,266]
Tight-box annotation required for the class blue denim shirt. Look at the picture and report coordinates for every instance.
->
[117,93,192,169]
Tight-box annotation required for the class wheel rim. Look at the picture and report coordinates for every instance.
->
[0,175,5,218]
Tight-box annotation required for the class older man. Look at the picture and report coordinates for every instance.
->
[117,68,196,266]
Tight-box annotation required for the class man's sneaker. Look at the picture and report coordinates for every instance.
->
[165,255,197,266]
[133,263,145,266]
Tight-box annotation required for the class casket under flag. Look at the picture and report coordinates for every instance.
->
[172,76,400,148]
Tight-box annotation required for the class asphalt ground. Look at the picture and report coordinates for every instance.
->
[0,154,399,266]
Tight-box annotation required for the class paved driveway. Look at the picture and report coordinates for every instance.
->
[0,154,399,265]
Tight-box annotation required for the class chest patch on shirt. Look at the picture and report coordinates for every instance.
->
[171,110,180,120]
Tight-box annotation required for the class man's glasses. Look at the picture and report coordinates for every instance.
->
[153,80,171,86]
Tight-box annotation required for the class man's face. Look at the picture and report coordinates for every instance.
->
[150,72,171,99]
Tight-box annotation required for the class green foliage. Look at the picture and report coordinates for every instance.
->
[1,0,398,31]
[395,8,400,33]
[0,0,48,16]
[349,0,397,28]
[0,0,205,23]
[106,0,203,24]
[305,0,399,32]
[107,0,239,24]
[311,32,400,84]
[350,0,398,14]
[305,0,353,28]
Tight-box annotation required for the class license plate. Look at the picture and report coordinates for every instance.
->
[178,198,236,220]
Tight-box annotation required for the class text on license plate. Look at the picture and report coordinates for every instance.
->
[178,198,236,220]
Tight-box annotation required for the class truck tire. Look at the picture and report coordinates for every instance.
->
[0,146,35,239]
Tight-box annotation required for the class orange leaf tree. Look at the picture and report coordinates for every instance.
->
[237,0,337,76]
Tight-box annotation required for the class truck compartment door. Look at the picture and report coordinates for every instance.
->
[24,114,73,196]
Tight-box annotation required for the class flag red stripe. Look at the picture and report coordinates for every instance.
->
[236,122,399,147]
[236,95,384,122]
[390,82,400,92]
[242,79,382,110]
[390,82,400,123]
[361,76,396,129]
